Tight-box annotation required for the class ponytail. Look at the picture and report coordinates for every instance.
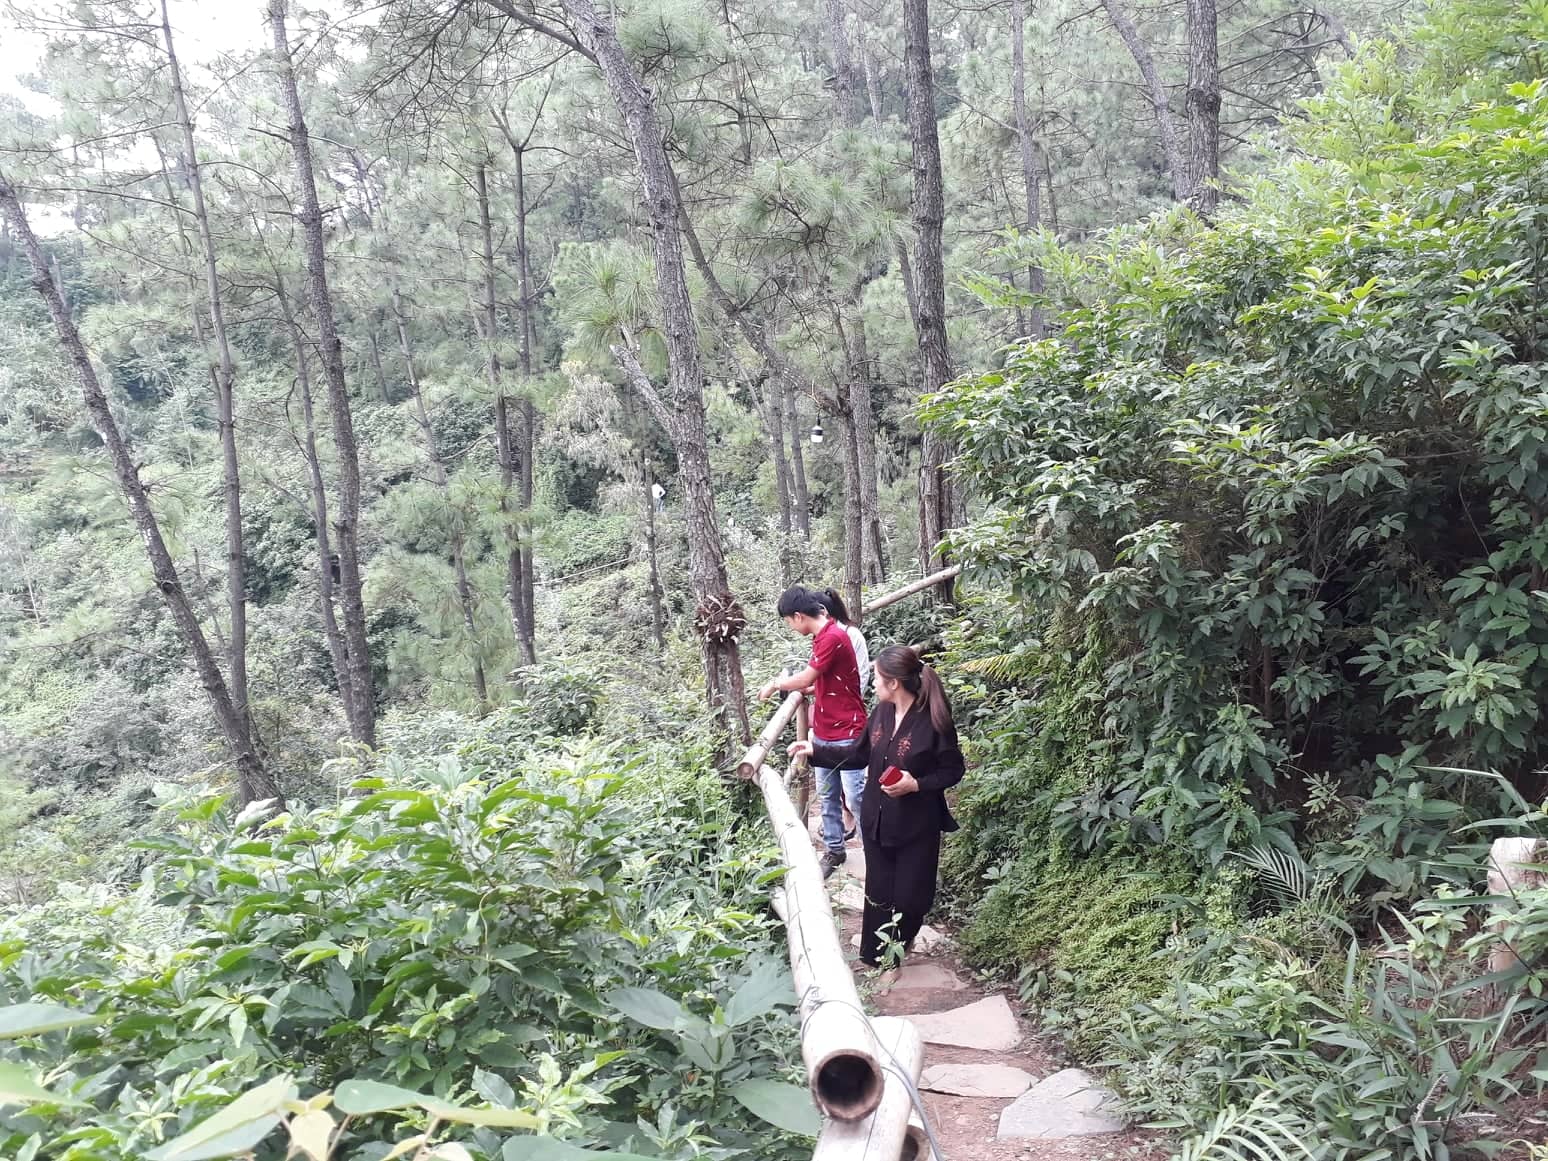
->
[821,587,853,625]
[873,644,954,734]
[916,662,953,735]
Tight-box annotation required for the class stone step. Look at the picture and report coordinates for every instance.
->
[920,1063,1037,1099]
[905,994,1021,1052]
[996,1068,1125,1140]
[890,962,967,992]
[832,881,865,913]
[848,924,950,956]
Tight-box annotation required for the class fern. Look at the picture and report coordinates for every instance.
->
[1234,844,1344,921]
[956,652,1034,683]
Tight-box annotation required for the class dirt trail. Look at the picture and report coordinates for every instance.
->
[822,834,1168,1161]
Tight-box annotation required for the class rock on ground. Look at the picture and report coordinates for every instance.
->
[890,962,967,992]
[920,1063,1037,1099]
[848,923,950,956]
[906,995,1022,1052]
[995,1067,1126,1140]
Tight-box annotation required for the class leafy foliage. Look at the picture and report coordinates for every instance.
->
[926,3,1548,1156]
[0,728,811,1159]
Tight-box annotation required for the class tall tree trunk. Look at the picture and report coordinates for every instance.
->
[747,368,796,582]
[392,289,488,707]
[513,144,538,665]
[848,313,887,583]
[560,0,749,746]
[275,279,356,734]
[825,0,858,126]
[759,377,795,544]
[837,408,864,624]
[855,0,885,120]
[825,3,885,585]
[161,0,251,731]
[902,0,955,593]
[784,378,812,538]
[367,326,391,403]
[894,236,921,339]
[477,160,537,668]
[642,453,666,650]
[1101,0,1188,203]
[269,0,376,746]
[1011,0,1046,339]
[0,174,281,808]
[1185,0,1221,215]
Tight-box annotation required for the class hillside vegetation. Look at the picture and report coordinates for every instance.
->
[3,0,1548,1158]
[931,1,1548,1154]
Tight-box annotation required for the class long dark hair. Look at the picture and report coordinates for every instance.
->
[874,644,953,734]
[820,587,853,626]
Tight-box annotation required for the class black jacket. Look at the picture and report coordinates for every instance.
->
[810,701,965,847]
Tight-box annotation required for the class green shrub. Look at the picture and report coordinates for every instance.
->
[926,46,1548,885]
[0,733,809,1160]
[960,860,1192,1053]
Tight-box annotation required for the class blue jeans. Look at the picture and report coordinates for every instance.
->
[815,732,865,855]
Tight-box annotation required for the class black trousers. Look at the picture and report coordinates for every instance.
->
[859,829,941,966]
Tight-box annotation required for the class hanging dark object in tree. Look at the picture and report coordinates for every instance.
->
[694,593,748,646]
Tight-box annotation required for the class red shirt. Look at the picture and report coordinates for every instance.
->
[809,619,866,738]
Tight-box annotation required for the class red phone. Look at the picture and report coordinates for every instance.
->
[880,764,904,787]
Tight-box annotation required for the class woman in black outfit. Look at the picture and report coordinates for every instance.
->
[789,645,965,968]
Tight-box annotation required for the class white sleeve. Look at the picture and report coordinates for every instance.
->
[848,625,871,695]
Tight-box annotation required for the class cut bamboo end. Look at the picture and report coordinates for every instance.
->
[902,1113,931,1161]
[812,1015,926,1157]
[812,1039,888,1120]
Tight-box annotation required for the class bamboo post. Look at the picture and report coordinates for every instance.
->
[861,565,963,616]
[811,1015,925,1159]
[737,690,805,780]
[1486,836,1547,981]
[760,764,885,1121]
[792,698,813,822]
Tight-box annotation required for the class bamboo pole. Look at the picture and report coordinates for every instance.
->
[737,689,805,779]
[811,1015,925,1159]
[760,764,885,1121]
[791,698,813,821]
[861,565,963,616]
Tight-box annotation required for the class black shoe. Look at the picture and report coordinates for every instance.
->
[819,850,847,879]
[843,826,857,842]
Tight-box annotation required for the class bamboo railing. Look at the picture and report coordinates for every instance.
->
[740,567,960,1156]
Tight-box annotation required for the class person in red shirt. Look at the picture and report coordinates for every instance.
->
[758,585,867,877]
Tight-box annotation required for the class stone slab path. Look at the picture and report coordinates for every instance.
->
[823,837,1167,1161]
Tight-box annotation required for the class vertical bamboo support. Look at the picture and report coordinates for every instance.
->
[811,1016,925,1158]
[1486,836,1547,980]
[792,698,813,822]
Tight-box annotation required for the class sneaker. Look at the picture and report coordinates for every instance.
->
[819,850,847,879]
[843,826,857,842]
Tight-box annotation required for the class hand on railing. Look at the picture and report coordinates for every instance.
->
[788,739,814,761]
